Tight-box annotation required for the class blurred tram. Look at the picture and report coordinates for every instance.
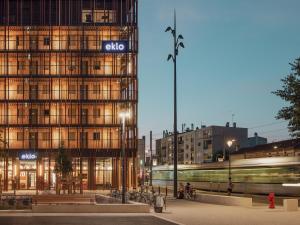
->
[152,156,300,196]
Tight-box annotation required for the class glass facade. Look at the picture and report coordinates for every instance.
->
[0,0,138,191]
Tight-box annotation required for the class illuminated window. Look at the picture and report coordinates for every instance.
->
[69,85,76,95]
[93,108,100,118]
[17,61,24,70]
[82,10,93,23]
[17,132,24,141]
[69,132,76,140]
[42,85,49,94]
[42,132,50,141]
[68,60,76,71]
[17,109,24,117]
[67,35,76,47]
[44,61,50,71]
[93,84,100,94]
[17,85,23,94]
[68,108,76,117]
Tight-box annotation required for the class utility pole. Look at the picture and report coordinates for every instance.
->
[149,131,153,186]
[165,10,184,198]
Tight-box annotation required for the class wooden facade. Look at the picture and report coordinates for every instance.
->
[0,0,138,191]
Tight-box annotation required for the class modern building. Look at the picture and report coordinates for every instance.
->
[231,138,300,160]
[156,123,248,165]
[0,0,138,191]
[247,132,267,147]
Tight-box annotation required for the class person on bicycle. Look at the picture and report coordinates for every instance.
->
[185,183,192,197]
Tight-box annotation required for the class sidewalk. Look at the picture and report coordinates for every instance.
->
[153,199,300,225]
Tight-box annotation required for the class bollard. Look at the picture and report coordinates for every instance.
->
[158,186,161,194]
[268,192,275,209]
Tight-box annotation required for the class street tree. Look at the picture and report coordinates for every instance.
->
[54,147,73,194]
[273,57,300,137]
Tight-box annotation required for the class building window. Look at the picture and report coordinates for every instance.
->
[68,60,76,71]
[68,108,76,117]
[93,132,100,140]
[93,108,101,118]
[42,85,49,94]
[69,85,76,95]
[93,85,100,95]
[44,37,50,46]
[67,35,76,47]
[82,10,93,23]
[69,132,76,141]
[44,61,50,71]
[17,61,24,70]
[42,132,50,141]
[17,85,23,94]
[17,132,23,141]
[44,109,50,116]
[16,36,20,47]
[94,61,101,70]
[17,109,23,117]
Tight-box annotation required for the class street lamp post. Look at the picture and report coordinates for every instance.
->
[226,140,234,195]
[165,10,184,198]
[119,111,131,204]
[0,138,8,196]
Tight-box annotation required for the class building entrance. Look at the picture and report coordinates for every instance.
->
[19,161,36,190]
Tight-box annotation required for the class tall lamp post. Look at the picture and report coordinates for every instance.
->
[119,111,131,204]
[226,140,235,195]
[0,138,8,196]
[165,11,184,198]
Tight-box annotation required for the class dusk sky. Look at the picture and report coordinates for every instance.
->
[138,0,300,146]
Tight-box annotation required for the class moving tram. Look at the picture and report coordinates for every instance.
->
[152,156,300,196]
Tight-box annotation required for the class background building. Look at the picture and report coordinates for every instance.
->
[156,123,248,165]
[247,132,267,147]
[0,0,138,191]
[231,138,300,160]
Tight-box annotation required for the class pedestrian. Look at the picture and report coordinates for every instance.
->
[227,178,233,196]
[178,183,184,199]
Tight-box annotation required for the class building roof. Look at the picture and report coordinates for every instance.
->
[232,138,300,154]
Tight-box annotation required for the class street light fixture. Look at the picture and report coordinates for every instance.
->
[165,10,184,198]
[119,110,131,204]
[226,139,235,195]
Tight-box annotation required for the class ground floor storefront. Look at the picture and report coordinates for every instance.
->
[0,151,136,191]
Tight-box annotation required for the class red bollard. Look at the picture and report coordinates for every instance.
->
[268,192,275,209]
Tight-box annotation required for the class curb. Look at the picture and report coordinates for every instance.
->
[153,214,186,225]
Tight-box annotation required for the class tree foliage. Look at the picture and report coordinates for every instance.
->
[54,147,73,178]
[273,58,300,137]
